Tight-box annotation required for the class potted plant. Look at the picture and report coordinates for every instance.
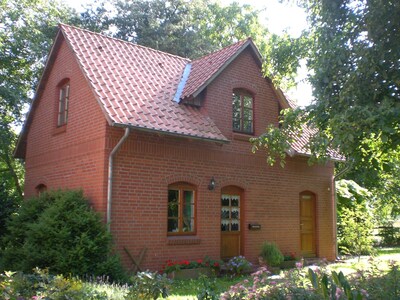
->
[259,241,284,274]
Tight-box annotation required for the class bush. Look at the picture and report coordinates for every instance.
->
[259,241,284,267]
[126,271,171,300]
[378,225,400,246]
[0,189,125,280]
[338,203,375,256]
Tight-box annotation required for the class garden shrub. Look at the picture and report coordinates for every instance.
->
[378,225,400,246]
[0,268,110,299]
[0,189,125,281]
[126,271,171,299]
[338,203,375,256]
[259,241,284,267]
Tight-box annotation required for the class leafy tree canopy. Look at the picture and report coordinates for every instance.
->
[0,0,78,231]
[253,0,399,183]
[78,0,308,89]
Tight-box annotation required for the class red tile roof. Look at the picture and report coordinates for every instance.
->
[15,24,342,161]
[182,38,257,99]
[61,24,229,142]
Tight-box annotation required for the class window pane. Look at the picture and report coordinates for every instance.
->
[232,92,241,131]
[232,93,241,111]
[243,120,253,133]
[233,118,240,131]
[168,218,179,232]
[243,95,253,108]
[168,190,179,218]
[183,190,194,232]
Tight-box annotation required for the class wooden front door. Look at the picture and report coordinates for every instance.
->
[300,192,316,257]
[221,187,242,259]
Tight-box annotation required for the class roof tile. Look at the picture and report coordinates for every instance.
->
[60,24,228,142]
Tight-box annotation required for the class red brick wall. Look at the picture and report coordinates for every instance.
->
[24,40,336,272]
[24,36,109,214]
[107,48,336,271]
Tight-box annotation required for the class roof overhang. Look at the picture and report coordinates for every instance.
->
[113,122,230,144]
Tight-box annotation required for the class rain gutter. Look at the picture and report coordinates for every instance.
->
[107,127,130,232]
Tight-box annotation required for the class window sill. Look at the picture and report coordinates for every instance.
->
[52,125,67,135]
[167,236,201,245]
[233,132,254,142]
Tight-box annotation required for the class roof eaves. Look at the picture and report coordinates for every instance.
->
[191,39,262,99]
[113,122,230,144]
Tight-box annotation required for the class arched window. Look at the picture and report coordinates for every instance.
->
[35,184,47,195]
[167,182,196,235]
[232,89,254,134]
[57,80,70,126]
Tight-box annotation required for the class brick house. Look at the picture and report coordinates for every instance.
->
[15,24,337,271]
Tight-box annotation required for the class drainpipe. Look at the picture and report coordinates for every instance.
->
[333,160,352,259]
[107,127,130,232]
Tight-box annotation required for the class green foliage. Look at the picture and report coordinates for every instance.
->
[0,190,125,280]
[259,241,284,267]
[307,268,364,300]
[250,108,306,167]
[78,0,306,88]
[196,274,219,300]
[127,271,170,300]
[335,179,375,256]
[338,203,375,257]
[0,0,78,243]
[359,261,400,299]
[0,268,123,299]
[377,225,400,247]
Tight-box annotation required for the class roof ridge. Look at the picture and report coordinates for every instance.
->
[192,37,251,62]
[59,23,191,63]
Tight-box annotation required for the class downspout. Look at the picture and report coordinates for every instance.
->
[333,161,352,259]
[107,127,130,232]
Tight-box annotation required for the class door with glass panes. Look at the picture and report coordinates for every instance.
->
[221,186,243,259]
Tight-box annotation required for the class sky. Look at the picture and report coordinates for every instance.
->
[64,0,312,106]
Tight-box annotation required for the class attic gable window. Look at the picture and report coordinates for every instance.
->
[232,89,253,134]
[57,82,69,127]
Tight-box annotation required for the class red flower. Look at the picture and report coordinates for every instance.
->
[197,259,203,264]
[213,262,219,267]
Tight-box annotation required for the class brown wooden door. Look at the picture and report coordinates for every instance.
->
[221,187,242,259]
[300,192,316,257]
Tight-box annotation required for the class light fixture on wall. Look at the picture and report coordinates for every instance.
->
[208,177,216,191]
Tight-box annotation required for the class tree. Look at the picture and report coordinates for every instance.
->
[336,180,374,256]
[78,0,307,87]
[0,0,78,233]
[253,1,399,194]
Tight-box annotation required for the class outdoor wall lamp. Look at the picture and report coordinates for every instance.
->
[208,177,216,190]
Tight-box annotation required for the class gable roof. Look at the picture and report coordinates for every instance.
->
[181,38,261,100]
[16,25,267,158]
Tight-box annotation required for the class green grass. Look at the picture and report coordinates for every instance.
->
[376,247,400,255]
[168,275,247,298]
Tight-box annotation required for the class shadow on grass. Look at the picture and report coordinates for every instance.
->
[376,247,400,255]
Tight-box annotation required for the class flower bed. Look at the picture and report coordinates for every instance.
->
[162,257,221,279]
